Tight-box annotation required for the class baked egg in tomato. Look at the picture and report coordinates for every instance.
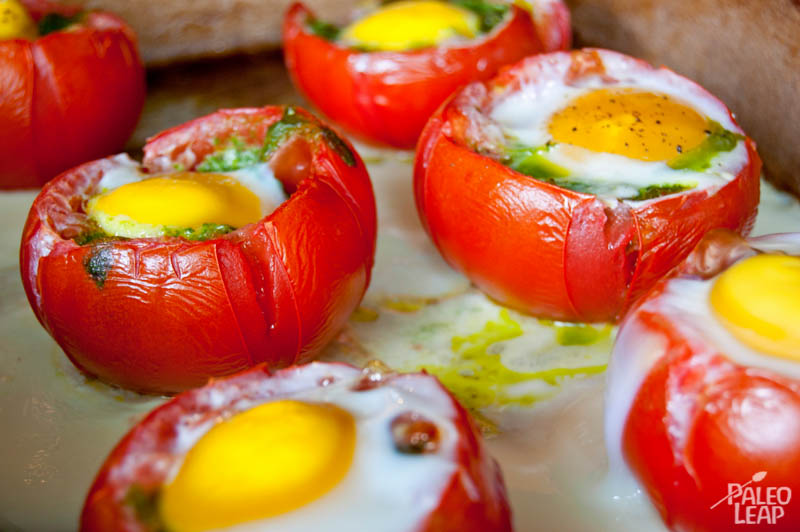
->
[81,362,512,532]
[414,48,761,322]
[283,0,570,148]
[84,156,287,240]
[606,230,800,531]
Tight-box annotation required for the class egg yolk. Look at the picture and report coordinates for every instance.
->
[0,0,37,40]
[87,172,263,238]
[341,1,479,51]
[160,400,356,532]
[710,254,800,361]
[548,89,709,162]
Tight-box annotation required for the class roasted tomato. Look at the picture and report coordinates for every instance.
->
[414,49,761,322]
[283,0,570,149]
[19,106,377,394]
[606,230,800,531]
[0,0,145,189]
[80,361,512,532]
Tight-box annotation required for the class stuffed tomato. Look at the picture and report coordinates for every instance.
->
[414,49,761,322]
[606,230,800,531]
[19,106,377,394]
[0,0,145,189]
[80,361,511,532]
[283,0,570,149]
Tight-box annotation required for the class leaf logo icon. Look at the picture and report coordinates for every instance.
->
[752,471,768,482]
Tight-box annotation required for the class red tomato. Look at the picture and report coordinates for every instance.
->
[608,231,800,531]
[80,362,512,532]
[19,106,377,394]
[282,1,570,149]
[0,0,145,189]
[414,49,761,323]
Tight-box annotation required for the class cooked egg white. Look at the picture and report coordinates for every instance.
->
[605,235,800,504]
[489,59,749,200]
[156,363,458,532]
[341,1,481,51]
[85,155,287,239]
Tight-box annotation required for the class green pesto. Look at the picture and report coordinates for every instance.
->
[505,143,570,180]
[553,322,612,346]
[74,219,115,246]
[124,485,165,532]
[84,246,114,288]
[668,120,744,171]
[306,17,341,40]
[416,310,608,410]
[163,223,236,241]
[38,12,85,36]
[451,0,509,32]
[196,137,264,173]
[630,183,692,201]
[503,120,742,201]
[197,107,356,172]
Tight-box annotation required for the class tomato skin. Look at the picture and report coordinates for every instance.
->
[19,106,377,394]
[283,1,569,149]
[80,362,511,532]
[0,1,145,189]
[413,49,761,323]
[612,233,800,532]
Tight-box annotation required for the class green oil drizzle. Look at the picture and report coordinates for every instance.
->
[416,310,609,410]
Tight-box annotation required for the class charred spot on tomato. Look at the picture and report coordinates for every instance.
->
[320,127,356,167]
[38,11,85,36]
[124,484,166,532]
[163,223,236,241]
[84,245,114,288]
[391,412,440,454]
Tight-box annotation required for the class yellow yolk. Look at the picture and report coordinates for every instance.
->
[0,0,37,40]
[87,172,263,238]
[710,254,800,361]
[160,400,356,532]
[548,89,709,162]
[341,1,479,52]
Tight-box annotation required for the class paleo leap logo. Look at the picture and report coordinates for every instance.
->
[710,471,792,525]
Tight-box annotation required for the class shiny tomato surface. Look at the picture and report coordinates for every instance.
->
[609,231,800,532]
[19,106,377,394]
[80,362,512,532]
[414,49,761,323]
[283,1,569,149]
[0,0,145,189]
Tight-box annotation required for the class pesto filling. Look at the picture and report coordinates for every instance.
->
[38,11,85,36]
[502,121,743,201]
[197,106,355,173]
[75,107,352,246]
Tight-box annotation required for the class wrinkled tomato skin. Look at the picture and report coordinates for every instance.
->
[413,50,761,323]
[618,301,800,531]
[19,107,377,394]
[283,1,569,149]
[0,1,145,189]
[80,363,511,532]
